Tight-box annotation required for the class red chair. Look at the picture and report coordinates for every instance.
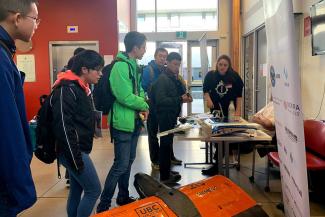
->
[265,120,325,192]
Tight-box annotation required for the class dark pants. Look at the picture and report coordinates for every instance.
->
[147,107,177,165]
[97,121,142,212]
[157,112,177,180]
[147,107,159,164]
[59,153,101,217]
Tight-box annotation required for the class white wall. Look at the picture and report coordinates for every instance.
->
[242,0,264,35]
[117,0,130,33]
[300,0,325,120]
[242,0,325,120]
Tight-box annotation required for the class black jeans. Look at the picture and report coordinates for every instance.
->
[157,112,177,180]
[148,107,177,165]
[147,107,159,164]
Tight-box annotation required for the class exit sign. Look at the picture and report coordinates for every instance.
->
[176,31,187,39]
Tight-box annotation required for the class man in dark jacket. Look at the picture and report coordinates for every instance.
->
[142,48,183,170]
[0,1,39,216]
[151,52,192,184]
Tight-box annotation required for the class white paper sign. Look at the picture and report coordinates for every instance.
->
[104,55,114,65]
[16,54,36,82]
[263,0,310,217]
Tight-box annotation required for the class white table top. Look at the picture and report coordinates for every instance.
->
[177,118,272,143]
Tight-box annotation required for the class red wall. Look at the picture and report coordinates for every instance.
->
[22,0,118,120]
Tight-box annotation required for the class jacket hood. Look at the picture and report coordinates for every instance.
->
[0,25,16,56]
[53,70,91,95]
[116,52,137,68]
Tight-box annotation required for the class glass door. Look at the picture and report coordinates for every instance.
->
[156,40,217,116]
[243,33,255,120]
[187,40,218,114]
[255,27,267,112]
[157,41,189,115]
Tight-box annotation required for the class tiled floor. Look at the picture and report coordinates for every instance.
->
[19,131,325,217]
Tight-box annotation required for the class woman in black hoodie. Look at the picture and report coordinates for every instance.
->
[51,50,104,217]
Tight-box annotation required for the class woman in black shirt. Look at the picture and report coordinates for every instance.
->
[202,55,244,176]
[203,55,243,118]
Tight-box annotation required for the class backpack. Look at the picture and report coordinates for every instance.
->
[34,93,56,164]
[93,59,132,115]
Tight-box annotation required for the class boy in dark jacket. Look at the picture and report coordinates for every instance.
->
[0,1,39,216]
[51,50,104,217]
[151,52,192,184]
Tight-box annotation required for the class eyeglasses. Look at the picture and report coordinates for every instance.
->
[25,15,41,25]
[7,10,41,25]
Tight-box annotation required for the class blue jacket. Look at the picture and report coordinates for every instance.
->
[141,60,164,94]
[0,26,36,214]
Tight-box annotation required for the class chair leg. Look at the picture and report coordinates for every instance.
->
[307,170,313,191]
[249,145,256,183]
[236,143,241,171]
[265,157,270,192]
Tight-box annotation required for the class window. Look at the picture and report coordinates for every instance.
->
[136,0,155,32]
[136,0,218,32]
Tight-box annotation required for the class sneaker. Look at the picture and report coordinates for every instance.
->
[170,170,179,175]
[201,165,219,176]
[171,158,182,165]
[96,203,110,214]
[151,162,160,170]
[161,173,182,184]
[116,196,137,206]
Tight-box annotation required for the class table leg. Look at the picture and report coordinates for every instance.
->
[205,142,209,163]
[225,141,230,178]
[250,145,256,182]
[218,142,223,175]
[209,142,213,163]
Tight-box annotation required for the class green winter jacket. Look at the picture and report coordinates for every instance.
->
[109,52,149,132]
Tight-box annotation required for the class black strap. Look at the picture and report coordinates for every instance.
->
[0,40,14,59]
[109,59,136,142]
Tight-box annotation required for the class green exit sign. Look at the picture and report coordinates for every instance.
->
[176,31,187,39]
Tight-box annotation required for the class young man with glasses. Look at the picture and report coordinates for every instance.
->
[0,0,39,216]
[51,50,104,217]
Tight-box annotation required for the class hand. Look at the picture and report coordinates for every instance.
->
[187,93,193,103]
[181,94,191,103]
[140,111,149,121]
[206,99,214,109]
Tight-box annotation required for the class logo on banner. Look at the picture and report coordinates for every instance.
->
[270,65,276,87]
[135,202,169,216]
[285,126,298,143]
[283,68,290,87]
[283,100,301,117]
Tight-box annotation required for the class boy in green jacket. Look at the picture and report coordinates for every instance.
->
[97,31,149,213]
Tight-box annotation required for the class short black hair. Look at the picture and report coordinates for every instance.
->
[71,50,104,76]
[167,52,182,62]
[154,47,168,57]
[73,47,85,56]
[0,0,38,21]
[66,57,75,70]
[124,31,146,53]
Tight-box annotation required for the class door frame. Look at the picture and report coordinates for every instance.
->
[49,41,99,85]
[187,40,218,114]
[242,24,267,118]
